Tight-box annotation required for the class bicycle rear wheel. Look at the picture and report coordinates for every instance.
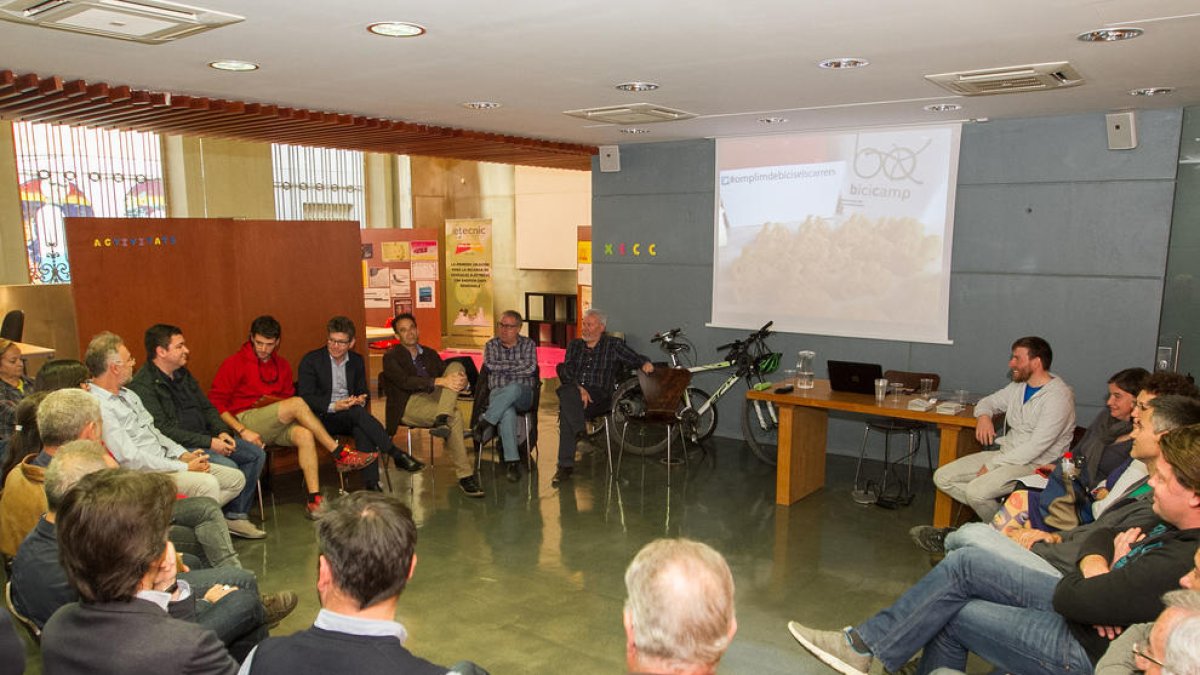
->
[680,387,717,442]
[742,398,779,465]
[609,377,670,456]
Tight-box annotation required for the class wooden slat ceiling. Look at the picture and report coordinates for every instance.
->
[0,69,597,171]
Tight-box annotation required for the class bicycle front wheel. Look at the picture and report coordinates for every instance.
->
[741,397,779,465]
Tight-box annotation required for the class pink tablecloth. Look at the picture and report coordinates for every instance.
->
[436,346,566,378]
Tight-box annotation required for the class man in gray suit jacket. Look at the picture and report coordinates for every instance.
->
[41,468,240,675]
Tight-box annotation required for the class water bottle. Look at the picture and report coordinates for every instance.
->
[1061,451,1078,480]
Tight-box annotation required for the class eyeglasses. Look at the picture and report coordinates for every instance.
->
[327,338,352,346]
[1133,641,1165,668]
[498,323,520,329]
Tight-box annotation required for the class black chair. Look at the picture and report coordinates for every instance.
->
[617,367,692,484]
[853,369,939,507]
[377,370,437,467]
[5,581,39,645]
[0,310,23,342]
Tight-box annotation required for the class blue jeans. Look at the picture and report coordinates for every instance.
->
[945,523,1062,578]
[180,566,266,662]
[204,439,266,520]
[481,382,534,462]
[855,547,1091,674]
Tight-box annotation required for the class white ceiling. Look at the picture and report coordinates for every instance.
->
[1,0,1198,147]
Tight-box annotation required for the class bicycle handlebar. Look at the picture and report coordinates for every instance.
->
[651,328,682,343]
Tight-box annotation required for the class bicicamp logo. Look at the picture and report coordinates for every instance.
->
[602,242,658,257]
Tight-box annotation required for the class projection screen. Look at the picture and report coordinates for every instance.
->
[711,123,962,344]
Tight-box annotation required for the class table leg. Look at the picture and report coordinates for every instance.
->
[775,404,828,505]
[932,424,983,527]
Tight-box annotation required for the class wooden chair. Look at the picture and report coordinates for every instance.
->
[617,367,692,484]
[853,369,940,507]
[5,581,40,645]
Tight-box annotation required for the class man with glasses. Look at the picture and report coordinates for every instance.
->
[209,315,377,520]
[297,316,425,494]
[473,310,538,483]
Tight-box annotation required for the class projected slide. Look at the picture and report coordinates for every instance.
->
[712,124,962,344]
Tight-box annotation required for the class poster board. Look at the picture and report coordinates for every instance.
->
[359,227,442,349]
[66,218,367,389]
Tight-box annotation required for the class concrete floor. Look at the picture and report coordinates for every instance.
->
[14,396,965,674]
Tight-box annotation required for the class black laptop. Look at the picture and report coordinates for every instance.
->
[827,360,883,395]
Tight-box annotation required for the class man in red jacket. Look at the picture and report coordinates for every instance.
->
[209,315,376,519]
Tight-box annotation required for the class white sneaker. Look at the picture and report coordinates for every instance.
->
[787,621,871,675]
[225,518,266,539]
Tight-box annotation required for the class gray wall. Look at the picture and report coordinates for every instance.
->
[592,109,1181,459]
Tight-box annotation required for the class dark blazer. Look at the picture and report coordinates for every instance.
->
[297,347,369,416]
[42,598,238,675]
[380,345,447,435]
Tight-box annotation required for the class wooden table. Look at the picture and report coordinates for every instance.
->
[746,379,981,527]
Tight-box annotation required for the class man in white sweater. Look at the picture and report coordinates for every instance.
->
[934,336,1075,520]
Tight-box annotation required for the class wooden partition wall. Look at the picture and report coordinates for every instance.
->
[66,218,367,389]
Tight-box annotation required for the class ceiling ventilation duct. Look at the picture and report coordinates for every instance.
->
[925,62,1084,96]
[0,0,243,43]
[563,102,697,125]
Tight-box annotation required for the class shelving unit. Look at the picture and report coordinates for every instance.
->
[525,292,577,347]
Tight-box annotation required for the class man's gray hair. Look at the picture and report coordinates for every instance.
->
[1150,395,1200,435]
[1165,615,1200,675]
[1164,589,1200,614]
[500,309,523,324]
[84,331,125,378]
[37,388,102,448]
[44,440,111,513]
[624,538,735,670]
[584,308,607,327]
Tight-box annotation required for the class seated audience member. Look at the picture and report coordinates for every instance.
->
[11,442,292,653]
[239,492,485,674]
[985,367,1148,536]
[32,358,89,392]
[932,336,1075,521]
[86,331,246,505]
[0,337,34,453]
[1164,613,1200,675]
[473,310,538,483]
[41,468,242,674]
[130,324,267,539]
[917,373,1200,559]
[0,392,42,484]
[1095,587,1200,675]
[927,395,1200,579]
[787,422,1200,675]
[0,389,80,558]
[209,315,376,518]
[554,308,653,485]
[623,539,737,675]
[381,313,482,498]
[297,316,424,494]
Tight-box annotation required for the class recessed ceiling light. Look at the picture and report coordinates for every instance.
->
[367,22,427,37]
[208,60,259,72]
[619,128,650,134]
[817,57,869,70]
[924,103,962,112]
[461,101,502,110]
[615,81,659,92]
[1129,87,1174,96]
[758,117,788,124]
[1077,27,1143,42]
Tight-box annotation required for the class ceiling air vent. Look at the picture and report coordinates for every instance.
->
[925,62,1084,96]
[563,103,697,125]
[0,0,243,43]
